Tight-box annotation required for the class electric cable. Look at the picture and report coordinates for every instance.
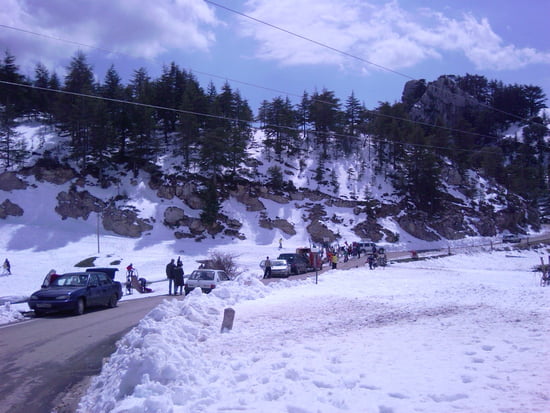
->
[0,79,510,155]
[204,0,546,126]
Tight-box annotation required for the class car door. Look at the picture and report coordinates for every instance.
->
[86,273,102,307]
[218,271,230,282]
[96,273,113,305]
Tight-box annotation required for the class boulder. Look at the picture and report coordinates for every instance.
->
[231,185,265,211]
[102,207,153,238]
[0,172,27,191]
[397,214,441,242]
[259,217,296,235]
[22,161,76,184]
[0,199,24,219]
[55,189,106,220]
[164,206,186,227]
[307,220,338,244]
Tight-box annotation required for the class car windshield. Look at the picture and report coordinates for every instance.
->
[278,255,295,262]
[272,260,287,266]
[190,270,215,281]
[52,274,88,287]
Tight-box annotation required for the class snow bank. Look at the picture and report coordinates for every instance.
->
[78,251,550,413]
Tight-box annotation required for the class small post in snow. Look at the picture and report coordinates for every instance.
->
[221,307,235,333]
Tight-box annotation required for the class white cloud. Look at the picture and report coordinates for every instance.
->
[239,0,550,73]
[0,0,220,71]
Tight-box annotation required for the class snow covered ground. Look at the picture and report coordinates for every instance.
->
[1,225,549,412]
[73,249,549,413]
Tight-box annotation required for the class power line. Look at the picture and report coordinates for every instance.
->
[1,19,544,130]
[205,0,545,126]
[0,79,507,155]
[0,21,518,142]
[204,0,412,80]
[0,19,540,139]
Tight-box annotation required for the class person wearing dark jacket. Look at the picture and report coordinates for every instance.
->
[263,256,272,279]
[173,263,184,295]
[166,259,176,295]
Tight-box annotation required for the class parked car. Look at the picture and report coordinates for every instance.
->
[277,253,309,275]
[502,234,521,243]
[357,241,377,254]
[28,271,123,316]
[260,259,291,278]
[184,269,231,294]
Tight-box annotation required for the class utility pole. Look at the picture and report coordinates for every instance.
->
[97,211,101,254]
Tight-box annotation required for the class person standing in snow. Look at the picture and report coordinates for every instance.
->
[3,258,11,275]
[173,262,184,295]
[367,254,375,270]
[331,253,338,269]
[126,263,135,276]
[278,238,283,249]
[264,256,272,279]
[166,258,176,295]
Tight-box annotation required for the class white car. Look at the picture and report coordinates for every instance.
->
[502,234,521,243]
[260,259,291,278]
[184,269,230,294]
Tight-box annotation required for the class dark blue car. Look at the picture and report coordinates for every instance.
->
[28,271,122,316]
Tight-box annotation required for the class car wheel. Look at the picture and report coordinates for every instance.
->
[74,298,85,316]
[34,310,45,317]
[108,294,118,308]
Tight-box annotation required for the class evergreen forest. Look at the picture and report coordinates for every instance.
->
[1,50,549,219]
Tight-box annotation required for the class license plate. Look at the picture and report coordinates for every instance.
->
[36,303,52,308]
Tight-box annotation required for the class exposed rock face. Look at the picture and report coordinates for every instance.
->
[164,206,186,227]
[397,213,441,242]
[0,199,24,219]
[56,188,153,238]
[0,172,27,191]
[307,220,337,244]
[231,185,265,211]
[21,159,76,184]
[56,189,106,220]
[402,76,470,128]
[352,218,384,242]
[258,217,296,235]
[155,180,204,210]
[102,207,153,238]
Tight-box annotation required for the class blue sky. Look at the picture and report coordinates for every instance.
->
[2,0,549,112]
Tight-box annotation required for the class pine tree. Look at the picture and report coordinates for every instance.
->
[309,89,342,158]
[0,51,28,169]
[59,51,97,166]
[127,67,156,163]
[199,178,220,226]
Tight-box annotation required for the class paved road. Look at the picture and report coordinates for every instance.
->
[0,294,176,413]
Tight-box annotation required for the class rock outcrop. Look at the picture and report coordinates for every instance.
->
[102,207,153,238]
[0,172,27,191]
[402,75,471,128]
[56,188,105,220]
[0,199,24,219]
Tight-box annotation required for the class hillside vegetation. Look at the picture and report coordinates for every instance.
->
[0,51,548,245]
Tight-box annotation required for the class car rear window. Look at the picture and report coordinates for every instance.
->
[190,271,215,280]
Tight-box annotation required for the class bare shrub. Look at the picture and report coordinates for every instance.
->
[207,251,242,279]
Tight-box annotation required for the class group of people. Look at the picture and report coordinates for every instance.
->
[323,242,387,270]
[367,246,387,270]
[165,256,184,295]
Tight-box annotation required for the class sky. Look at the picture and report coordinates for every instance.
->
[1,0,550,112]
